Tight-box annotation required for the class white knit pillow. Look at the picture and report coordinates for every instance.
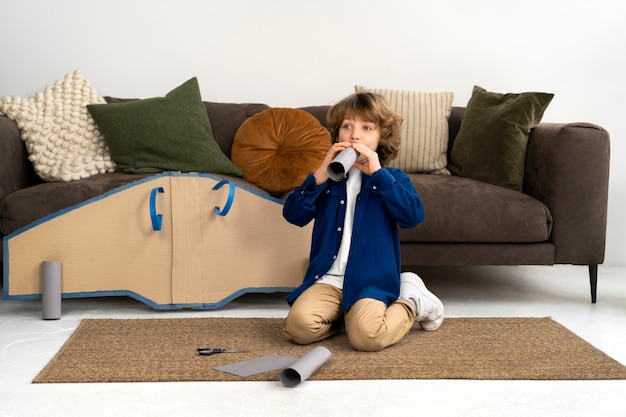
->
[355,86,454,174]
[0,71,115,181]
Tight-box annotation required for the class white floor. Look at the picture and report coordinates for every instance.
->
[1,265,625,417]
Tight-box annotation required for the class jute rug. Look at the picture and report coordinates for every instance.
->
[33,317,626,383]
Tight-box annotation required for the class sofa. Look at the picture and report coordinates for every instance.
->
[0,75,610,308]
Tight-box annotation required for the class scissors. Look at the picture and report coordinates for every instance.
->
[197,346,249,356]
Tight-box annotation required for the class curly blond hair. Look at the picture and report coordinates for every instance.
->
[326,92,402,165]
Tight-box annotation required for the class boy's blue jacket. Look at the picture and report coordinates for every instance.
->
[283,167,424,312]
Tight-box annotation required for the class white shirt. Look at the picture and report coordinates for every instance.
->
[317,167,362,289]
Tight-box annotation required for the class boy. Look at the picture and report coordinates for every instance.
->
[282,92,444,351]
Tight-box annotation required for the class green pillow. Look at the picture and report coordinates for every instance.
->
[449,86,554,191]
[87,77,242,176]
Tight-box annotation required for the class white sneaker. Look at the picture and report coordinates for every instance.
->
[399,272,444,331]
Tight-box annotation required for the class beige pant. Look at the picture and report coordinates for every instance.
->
[284,283,416,352]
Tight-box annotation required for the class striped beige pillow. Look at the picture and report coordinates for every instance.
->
[355,86,454,174]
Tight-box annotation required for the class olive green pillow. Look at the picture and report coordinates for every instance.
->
[449,86,554,191]
[87,77,242,176]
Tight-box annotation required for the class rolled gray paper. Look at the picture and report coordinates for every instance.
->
[327,147,358,181]
[279,346,331,387]
[41,260,62,320]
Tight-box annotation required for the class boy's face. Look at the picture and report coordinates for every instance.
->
[338,115,381,152]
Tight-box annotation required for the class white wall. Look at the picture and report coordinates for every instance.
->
[2,0,625,265]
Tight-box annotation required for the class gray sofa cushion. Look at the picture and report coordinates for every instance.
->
[401,174,553,243]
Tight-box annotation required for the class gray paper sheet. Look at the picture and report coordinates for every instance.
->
[214,355,295,377]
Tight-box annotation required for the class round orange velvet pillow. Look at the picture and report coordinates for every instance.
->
[231,108,331,195]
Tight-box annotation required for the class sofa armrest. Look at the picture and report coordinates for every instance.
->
[524,122,610,264]
[0,116,40,204]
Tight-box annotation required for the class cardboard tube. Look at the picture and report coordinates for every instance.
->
[279,346,331,387]
[41,260,62,320]
[327,147,358,181]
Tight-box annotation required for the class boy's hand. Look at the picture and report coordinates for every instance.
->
[351,143,381,176]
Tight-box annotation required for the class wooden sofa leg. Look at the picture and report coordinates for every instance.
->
[588,264,598,304]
